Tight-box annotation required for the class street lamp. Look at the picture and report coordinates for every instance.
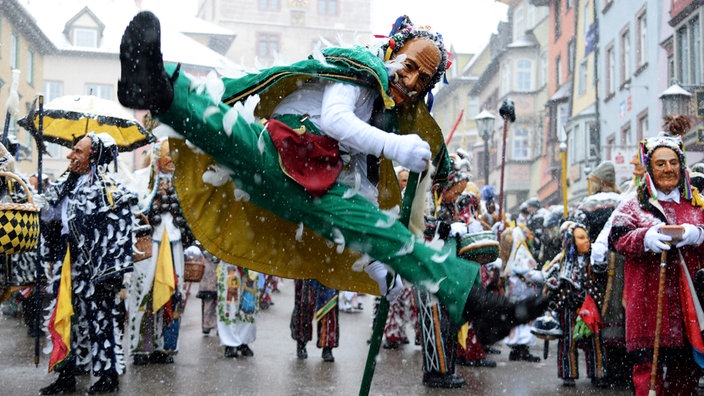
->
[659,82,692,116]
[475,110,496,186]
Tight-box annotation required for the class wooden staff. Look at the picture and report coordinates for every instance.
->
[601,252,616,318]
[497,99,515,221]
[649,248,668,396]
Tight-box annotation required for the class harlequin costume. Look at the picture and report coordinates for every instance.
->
[41,133,136,394]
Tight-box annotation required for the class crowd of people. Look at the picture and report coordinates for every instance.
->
[0,10,702,396]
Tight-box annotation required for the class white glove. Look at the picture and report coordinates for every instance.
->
[676,224,704,248]
[590,242,607,264]
[644,225,671,253]
[386,274,403,304]
[382,134,430,173]
[364,260,390,296]
[486,258,502,271]
[492,221,504,235]
[450,222,468,238]
[32,193,48,210]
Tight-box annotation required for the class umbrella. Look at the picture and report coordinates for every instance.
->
[20,95,154,151]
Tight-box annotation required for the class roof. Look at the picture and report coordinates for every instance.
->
[18,0,237,69]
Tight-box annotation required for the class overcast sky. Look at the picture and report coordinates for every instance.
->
[162,0,508,54]
[370,0,508,54]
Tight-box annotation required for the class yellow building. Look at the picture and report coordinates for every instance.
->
[0,0,53,178]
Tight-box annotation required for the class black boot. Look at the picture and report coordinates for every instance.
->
[464,285,549,346]
[118,11,178,115]
[149,350,174,364]
[422,372,466,388]
[321,347,334,362]
[132,353,150,366]
[508,345,541,362]
[296,341,307,359]
[224,346,238,358]
[238,344,254,357]
[39,372,76,395]
[87,373,119,394]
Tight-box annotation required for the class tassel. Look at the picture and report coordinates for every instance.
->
[684,171,693,201]
[384,45,394,62]
[692,187,704,208]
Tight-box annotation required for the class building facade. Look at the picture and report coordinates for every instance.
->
[195,0,372,68]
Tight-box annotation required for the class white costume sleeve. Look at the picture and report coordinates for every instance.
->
[319,82,386,156]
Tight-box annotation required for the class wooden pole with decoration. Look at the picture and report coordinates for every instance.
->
[649,248,669,396]
[497,99,515,221]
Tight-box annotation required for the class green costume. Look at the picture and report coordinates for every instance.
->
[157,47,479,326]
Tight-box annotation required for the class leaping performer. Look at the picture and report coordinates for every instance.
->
[117,11,547,345]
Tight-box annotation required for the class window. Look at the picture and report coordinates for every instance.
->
[513,126,529,160]
[606,44,615,95]
[539,51,547,88]
[676,15,702,85]
[567,39,575,74]
[10,32,19,69]
[26,49,34,86]
[637,110,648,143]
[620,28,631,85]
[259,0,280,11]
[570,124,583,164]
[318,0,337,16]
[578,59,588,95]
[516,59,533,91]
[256,33,280,59]
[85,84,112,100]
[620,122,632,147]
[566,0,572,9]
[636,7,647,68]
[557,103,569,141]
[468,96,479,118]
[554,0,561,39]
[72,28,98,48]
[501,63,511,95]
[44,81,64,103]
[555,55,562,87]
